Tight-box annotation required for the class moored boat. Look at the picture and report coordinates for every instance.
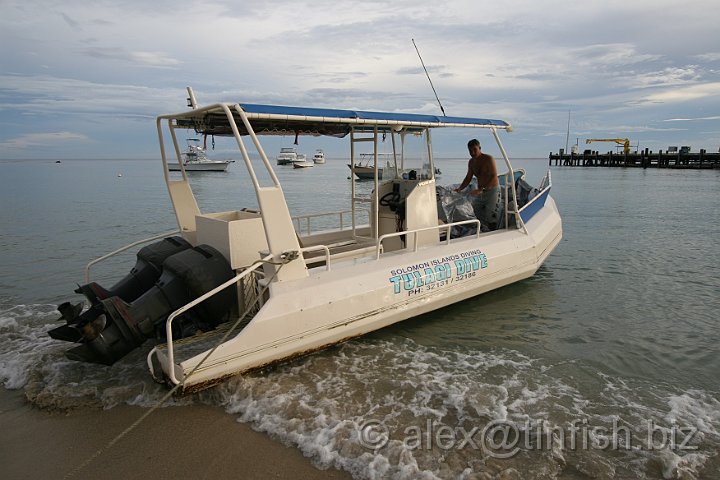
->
[293,160,314,168]
[168,138,233,172]
[276,147,299,165]
[348,153,395,180]
[48,87,562,394]
[312,149,326,164]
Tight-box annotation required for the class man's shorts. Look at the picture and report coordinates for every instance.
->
[470,185,502,229]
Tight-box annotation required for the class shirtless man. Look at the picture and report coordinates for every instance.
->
[455,139,501,229]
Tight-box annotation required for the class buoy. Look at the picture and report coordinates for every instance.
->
[118,173,123,177]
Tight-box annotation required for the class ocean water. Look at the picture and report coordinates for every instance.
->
[1,156,719,479]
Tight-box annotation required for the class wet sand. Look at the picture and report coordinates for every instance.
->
[0,388,351,480]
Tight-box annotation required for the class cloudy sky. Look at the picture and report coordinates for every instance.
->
[2,0,719,159]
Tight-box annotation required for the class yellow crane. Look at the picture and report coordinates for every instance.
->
[585,138,631,155]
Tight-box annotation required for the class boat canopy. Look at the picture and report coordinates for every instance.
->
[173,103,512,138]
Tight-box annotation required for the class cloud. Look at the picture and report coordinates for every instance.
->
[129,51,182,67]
[396,66,450,76]
[604,125,688,133]
[568,43,663,67]
[694,52,720,62]
[82,47,181,67]
[0,132,88,149]
[560,124,687,136]
[664,116,720,122]
[60,13,80,31]
[1,0,720,158]
[630,67,702,89]
[641,82,720,103]
[0,74,185,118]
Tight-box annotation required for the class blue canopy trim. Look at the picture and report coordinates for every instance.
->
[175,102,511,137]
[239,103,509,128]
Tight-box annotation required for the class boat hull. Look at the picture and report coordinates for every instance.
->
[349,164,383,180]
[168,161,231,172]
[293,161,314,168]
[313,150,326,163]
[150,196,562,393]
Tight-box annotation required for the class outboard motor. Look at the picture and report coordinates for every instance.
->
[75,236,191,305]
[49,244,237,365]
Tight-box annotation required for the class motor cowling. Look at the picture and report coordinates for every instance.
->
[74,236,191,305]
[49,243,237,365]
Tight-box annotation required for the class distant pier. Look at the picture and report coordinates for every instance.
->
[549,149,720,169]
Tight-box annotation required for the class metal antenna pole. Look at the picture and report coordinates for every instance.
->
[565,110,571,153]
[412,38,446,116]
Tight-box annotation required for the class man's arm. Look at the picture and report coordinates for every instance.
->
[455,161,474,192]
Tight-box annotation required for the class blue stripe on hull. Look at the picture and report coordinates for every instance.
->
[519,188,550,223]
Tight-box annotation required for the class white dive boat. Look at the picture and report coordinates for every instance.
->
[276,147,299,165]
[168,138,233,171]
[312,149,326,164]
[48,88,562,394]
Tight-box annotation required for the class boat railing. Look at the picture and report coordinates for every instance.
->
[159,254,273,386]
[292,209,369,236]
[292,210,350,235]
[300,245,332,270]
[84,229,180,283]
[539,170,551,191]
[375,219,482,260]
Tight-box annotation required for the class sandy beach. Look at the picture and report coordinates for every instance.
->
[0,388,351,480]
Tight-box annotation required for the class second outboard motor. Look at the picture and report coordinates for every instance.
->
[49,244,237,365]
[75,236,191,305]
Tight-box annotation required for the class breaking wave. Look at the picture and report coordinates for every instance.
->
[0,303,187,410]
[206,338,720,480]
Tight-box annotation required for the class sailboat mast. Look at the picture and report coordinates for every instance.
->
[564,110,571,153]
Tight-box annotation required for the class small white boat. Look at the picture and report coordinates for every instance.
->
[49,88,562,394]
[312,149,326,164]
[276,147,299,165]
[293,160,314,168]
[291,153,313,168]
[168,138,233,172]
[348,153,396,180]
[350,155,440,180]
